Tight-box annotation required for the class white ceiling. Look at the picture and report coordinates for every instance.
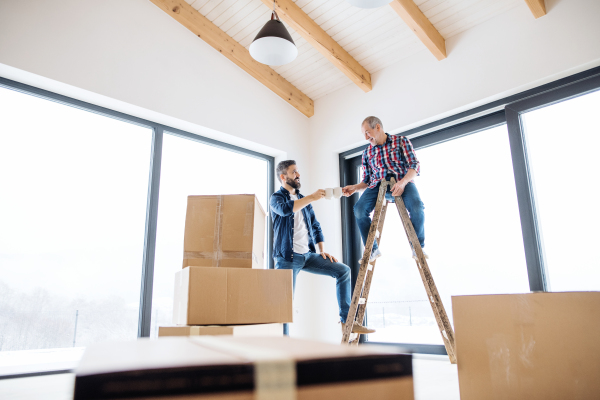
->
[186,0,521,100]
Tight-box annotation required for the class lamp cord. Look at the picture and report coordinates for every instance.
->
[271,0,279,20]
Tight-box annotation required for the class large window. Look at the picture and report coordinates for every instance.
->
[0,87,151,355]
[521,90,600,291]
[0,79,273,375]
[365,125,529,344]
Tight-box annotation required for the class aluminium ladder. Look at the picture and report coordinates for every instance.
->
[341,178,457,364]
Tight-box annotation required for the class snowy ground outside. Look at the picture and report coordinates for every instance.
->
[368,325,444,345]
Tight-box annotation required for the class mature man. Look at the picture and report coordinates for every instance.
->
[270,160,374,334]
[343,116,426,261]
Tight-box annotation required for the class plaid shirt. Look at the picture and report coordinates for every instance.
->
[362,134,420,189]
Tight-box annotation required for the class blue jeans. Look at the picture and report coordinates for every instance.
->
[354,181,425,251]
[275,252,351,323]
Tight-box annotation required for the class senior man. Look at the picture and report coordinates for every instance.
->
[342,116,426,262]
[270,160,375,334]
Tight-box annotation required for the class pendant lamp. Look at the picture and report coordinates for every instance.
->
[346,0,393,8]
[250,5,297,66]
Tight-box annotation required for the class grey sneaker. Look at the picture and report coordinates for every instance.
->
[412,248,429,260]
[369,248,382,263]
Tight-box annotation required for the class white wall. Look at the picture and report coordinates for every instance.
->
[303,0,600,343]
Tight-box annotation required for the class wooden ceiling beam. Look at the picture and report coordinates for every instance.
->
[524,0,547,19]
[265,0,372,92]
[149,0,314,117]
[389,0,446,61]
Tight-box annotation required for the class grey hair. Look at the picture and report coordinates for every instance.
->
[276,160,296,182]
[362,116,383,130]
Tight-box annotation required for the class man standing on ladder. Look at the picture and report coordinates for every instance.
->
[342,116,427,262]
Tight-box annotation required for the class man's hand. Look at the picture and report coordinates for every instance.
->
[342,185,356,197]
[310,189,326,201]
[317,242,337,263]
[391,180,407,197]
[391,169,418,197]
[321,252,338,263]
[342,182,367,197]
[292,189,325,212]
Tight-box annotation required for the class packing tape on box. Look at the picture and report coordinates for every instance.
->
[212,195,224,267]
[184,251,253,259]
[191,336,296,400]
[244,202,254,236]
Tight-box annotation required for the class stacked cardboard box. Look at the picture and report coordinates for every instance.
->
[182,194,266,269]
[74,336,414,400]
[159,194,293,338]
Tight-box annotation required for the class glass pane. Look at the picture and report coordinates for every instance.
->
[522,90,600,291]
[0,87,151,366]
[150,133,269,338]
[366,125,529,344]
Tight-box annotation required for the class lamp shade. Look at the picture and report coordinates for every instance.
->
[346,0,393,8]
[250,19,297,66]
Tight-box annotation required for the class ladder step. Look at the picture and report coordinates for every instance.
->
[358,298,366,305]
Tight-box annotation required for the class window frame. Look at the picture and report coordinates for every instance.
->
[0,77,275,341]
[339,65,600,354]
[505,72,600,292]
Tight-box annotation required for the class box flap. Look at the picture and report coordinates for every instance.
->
[188,267,228,325]
[222,195,255,253]
[184,196,219,253]
[226,269,293,324]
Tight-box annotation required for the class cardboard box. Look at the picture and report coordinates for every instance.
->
[173,267,293,325]
[183,194,266,269]
[453,292,600,400]
[74,336,414,400]
[158,323,283,337]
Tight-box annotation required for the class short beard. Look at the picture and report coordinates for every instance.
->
[285,177,301,190]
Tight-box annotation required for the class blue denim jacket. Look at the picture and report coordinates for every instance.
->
[270,186,325,261]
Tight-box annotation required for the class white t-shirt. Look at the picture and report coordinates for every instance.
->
[290,194,310,254]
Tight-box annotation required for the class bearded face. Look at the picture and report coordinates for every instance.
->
[279,164,301,190]
[285,175,301,189]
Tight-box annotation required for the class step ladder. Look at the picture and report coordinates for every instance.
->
[341,178,457,364]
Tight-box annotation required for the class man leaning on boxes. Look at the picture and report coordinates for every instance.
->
[270,160,375,335]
